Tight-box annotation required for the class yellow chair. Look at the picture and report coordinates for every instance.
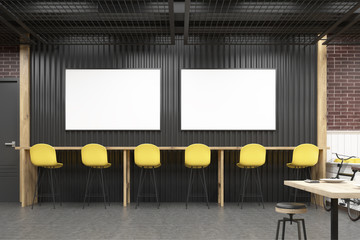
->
[81,144,111,209]
[30,144,63,209]
[185,144,211,209]
[236,143,266,209]
[134,144,161,209]
[287,144,319,202]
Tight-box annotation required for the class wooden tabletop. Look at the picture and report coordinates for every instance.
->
[15,146,327,151]
[284,180,360,199]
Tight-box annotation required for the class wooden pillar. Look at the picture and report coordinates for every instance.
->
[218,150,224,207]
[123,150,127,206]
[126,150,131,204]
[19,44,36,207]
[314,37,327,205]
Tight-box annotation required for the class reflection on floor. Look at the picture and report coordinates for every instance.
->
[0,202,358,239]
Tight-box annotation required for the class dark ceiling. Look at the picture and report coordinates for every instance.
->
[0,0,360,45]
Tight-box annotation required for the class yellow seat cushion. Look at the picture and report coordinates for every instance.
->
[236,163,258,169]
[91,163,112,169]
[43,163,63,169]
[185,163,208,168]
[286,163,307,169]
[140,163,161,168]
[334,158,360,164]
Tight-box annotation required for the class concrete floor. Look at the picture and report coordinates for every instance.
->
[0,202,358,239]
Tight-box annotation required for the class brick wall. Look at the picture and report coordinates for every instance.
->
[327,45,360,130]
[0,46,19,78]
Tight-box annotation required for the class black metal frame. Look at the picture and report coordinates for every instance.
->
[135,167,160,209]
[82,168,110,209]
[0,0,174,45]
[276,213,307,240]
[1,1,360,45]
[32,167,62,209]
[237,168,265,209]
[184,0,360,45]
[185,167,210,209]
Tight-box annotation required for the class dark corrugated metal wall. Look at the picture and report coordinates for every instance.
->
[31,37,317,202]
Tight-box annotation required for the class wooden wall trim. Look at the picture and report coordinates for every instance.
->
[317,39,327,177]
[19,44,36,207]
[313,38,327,205]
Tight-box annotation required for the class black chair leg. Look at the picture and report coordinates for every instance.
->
[53,169,62,206]
[240,168,249,209]
[136,167,144,209]
[102,172,110,206]
[294,168,299,201]
[87,169,95,206]
[256,168,265,209]
[49,169,56,209]
[201,167,210,209]
[282,217,286,240]
[296,221,302,240]
[82,168,92,209]
[301,219,307,240]
[276,219,282,240]
[186,168,193,209]
[307,167,318,209]
[99,169,107,209]
[151,168,160,209]
[32,167,43,209]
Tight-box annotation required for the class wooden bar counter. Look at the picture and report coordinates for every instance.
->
[15,146,326,207]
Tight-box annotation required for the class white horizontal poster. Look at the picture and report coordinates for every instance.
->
[65,69,161,130]
[181,69,276,130]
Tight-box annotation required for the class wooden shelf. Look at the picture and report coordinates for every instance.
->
[15,146,327,151]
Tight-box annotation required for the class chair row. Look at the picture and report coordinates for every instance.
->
[29,143,319,209]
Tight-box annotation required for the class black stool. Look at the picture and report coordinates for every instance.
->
[275,202,307,240]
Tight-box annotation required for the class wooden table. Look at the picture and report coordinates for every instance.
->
[284,180,360,240]
[16,146,326,208]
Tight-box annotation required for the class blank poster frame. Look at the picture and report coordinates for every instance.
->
[181,69,277,131]
[65,69,161,131]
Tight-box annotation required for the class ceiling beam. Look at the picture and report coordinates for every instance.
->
[310,1,360,44]
[0,15,34,44]
[184,0,190,45]
[168,0,175,44]
[0,3,47,44]
[323,14,360,45]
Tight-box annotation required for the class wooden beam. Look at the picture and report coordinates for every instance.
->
[19,44,36,207]
[313,36,327,206]
[218,150,224,207]
[126,150,131,204]
[123,150,127,206]
[15,146,329,151]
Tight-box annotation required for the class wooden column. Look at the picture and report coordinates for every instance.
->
[218,150,224,207]
[314,37,327,205]
[123,150,127,206]
[126,150,131,204]
[19,44,36,207]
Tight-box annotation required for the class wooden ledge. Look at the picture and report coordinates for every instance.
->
[15,146,328,151]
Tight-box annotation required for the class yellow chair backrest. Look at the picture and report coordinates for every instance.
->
[81,144,108,167]
[291,144,319,167]
[239,144,266,167]
[134,144,160,167]
[185,144,211,167]
[30,144,58,167]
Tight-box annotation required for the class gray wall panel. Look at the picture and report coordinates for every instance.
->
[31,37,317,202]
